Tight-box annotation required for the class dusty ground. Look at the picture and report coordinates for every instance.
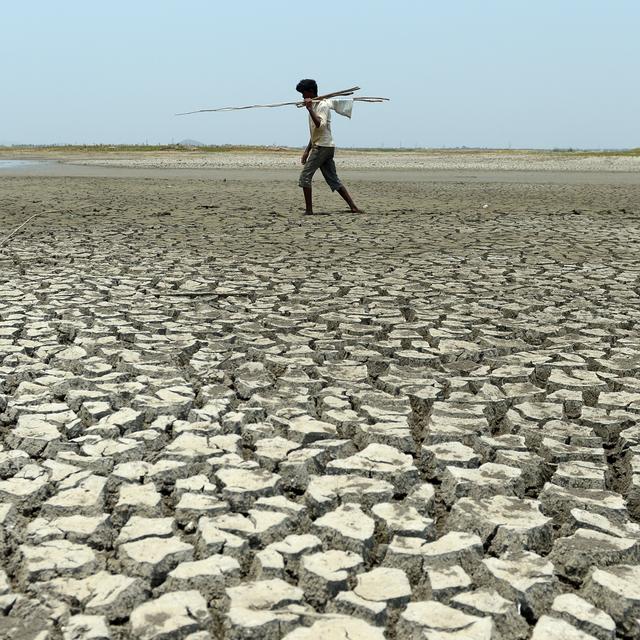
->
[1,156,640,639]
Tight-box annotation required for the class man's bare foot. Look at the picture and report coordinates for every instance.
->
[350,207,365,213]
[303,210,314,215]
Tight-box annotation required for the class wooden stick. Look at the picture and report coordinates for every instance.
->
[0,213,42,248]
[176,86,370,115]
[177,95,388,116]
[295,96,389,108]
[0,204,99,250]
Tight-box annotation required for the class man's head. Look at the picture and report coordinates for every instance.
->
[296,79,318,99]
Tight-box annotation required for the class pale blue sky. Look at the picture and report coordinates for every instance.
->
[2,1,639,148]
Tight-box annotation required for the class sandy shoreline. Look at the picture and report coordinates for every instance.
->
[70,151,640,172]
[2,148,640,172]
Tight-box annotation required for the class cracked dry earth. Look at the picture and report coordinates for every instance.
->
[1,174,640,640]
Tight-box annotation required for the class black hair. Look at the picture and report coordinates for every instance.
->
[296,79,318,95]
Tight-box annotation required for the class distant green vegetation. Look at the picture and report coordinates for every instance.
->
[549,147,640,157]
[1,144,639,156]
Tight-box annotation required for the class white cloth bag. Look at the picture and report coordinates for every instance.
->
[328,98,353,119]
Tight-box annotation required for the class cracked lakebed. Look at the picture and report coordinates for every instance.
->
[0,172,640,638]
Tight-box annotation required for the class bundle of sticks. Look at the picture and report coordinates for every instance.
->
[176,86,389,116]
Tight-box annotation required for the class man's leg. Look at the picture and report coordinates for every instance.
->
[336,186,362,213]
[302,186,313,214]
[299,147,321,214]
[320,149,363,213]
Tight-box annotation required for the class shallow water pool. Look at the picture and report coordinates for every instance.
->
[0,160,45,169]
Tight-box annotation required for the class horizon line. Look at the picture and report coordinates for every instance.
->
[2,143,639,154]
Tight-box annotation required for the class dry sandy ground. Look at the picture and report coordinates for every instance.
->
[1,155,640,639]
[4,147,640,172]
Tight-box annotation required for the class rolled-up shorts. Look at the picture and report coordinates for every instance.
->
[298,145,343,191]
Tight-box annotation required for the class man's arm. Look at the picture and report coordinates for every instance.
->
[305,98,322,128]
[301,139,312,164]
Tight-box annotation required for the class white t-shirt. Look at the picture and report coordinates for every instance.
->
[308,98,353,147]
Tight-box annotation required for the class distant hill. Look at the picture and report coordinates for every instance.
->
[179,139,206,147]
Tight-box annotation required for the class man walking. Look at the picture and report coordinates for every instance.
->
[296,79,363,215]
